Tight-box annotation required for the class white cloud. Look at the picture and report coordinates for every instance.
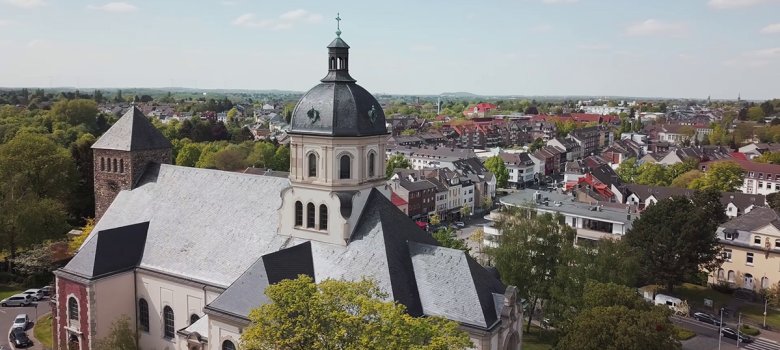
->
[542,0,578,3]
[3,0,45,8]
[708,0,778,9]
[232,9,322,30]
[624,19,688,37]
[760,23,780,34]
[724,47,780,67]
[87,2,138,13]
[531,24,553,33]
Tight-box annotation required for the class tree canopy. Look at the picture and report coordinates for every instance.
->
[484,155,509,188]
[242,275,472,350]
[386,154,411,178]
[689,161,744,192]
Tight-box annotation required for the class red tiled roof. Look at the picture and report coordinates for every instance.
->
[730,152,748,160]
[391,192,408,206]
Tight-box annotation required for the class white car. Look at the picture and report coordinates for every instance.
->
[0,294,31,307]
[12,314,29,330]
[21,289,43,301]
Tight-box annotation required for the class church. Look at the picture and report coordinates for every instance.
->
[52,28,523,350]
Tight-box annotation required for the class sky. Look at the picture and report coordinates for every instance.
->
[0,0,778,100]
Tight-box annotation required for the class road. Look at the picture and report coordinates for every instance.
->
[0,301,47,349]
[673,316,780,350]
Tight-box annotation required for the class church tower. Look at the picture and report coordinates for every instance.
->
[91,106,172,220]
[280,16,390,245]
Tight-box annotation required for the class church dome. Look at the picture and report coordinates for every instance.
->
[289,35,387,137]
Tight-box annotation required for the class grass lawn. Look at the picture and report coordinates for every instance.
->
[34,314,54,349]
[522,325,555,350]
[740,303,780,330]
[671,283,732,310]
[0,284,23,300]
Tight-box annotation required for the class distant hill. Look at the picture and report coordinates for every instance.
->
[440,92,480,98]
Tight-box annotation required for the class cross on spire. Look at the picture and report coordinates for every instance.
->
[335,13,342,37]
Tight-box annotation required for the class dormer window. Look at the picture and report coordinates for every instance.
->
[755,236,762,245]
[725,231,734,240]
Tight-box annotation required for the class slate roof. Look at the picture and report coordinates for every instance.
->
[721,207,779,232]
[63,222,149,279]
[92,107,173,151]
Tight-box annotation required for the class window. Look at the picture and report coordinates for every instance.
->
[717,269,725,281]
[763,277,770,289]
[306,203,315,228]
[163,306,174,339]
[113,158,118,172]
[747,252,754,265]
[119,159,124,173]
[222,340,237,350]
[725,231,734,240]
[339,154,351,179]
[308,153,317,177]
[294,201,303,227]
[728,270,736,282]
[755,236,762,245]
[776,239,780,249]
[319,205,328,230]
[723,249,732,262]
[759,173,764,179]
[138,299,149,332]
[100,157,105,171]
[68,297,78,321]
[190,314,199,325]
[759,182,764,188]
[368,152,376,177]
[749,172,755,177]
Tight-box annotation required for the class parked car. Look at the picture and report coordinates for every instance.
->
[12,314,29,330]
[21,289,43,301]
[721,327,753,343]
[40,285,54,297]
[0,294,32,307]
[454,221,465,228]
[693,312,721,326]
[9,328,33,348]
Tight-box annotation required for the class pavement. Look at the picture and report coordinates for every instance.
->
[0,300,48,350]
[674,315,780,350]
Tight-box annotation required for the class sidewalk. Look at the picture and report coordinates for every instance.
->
[28,312,51,350]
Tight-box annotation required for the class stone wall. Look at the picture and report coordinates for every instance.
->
[54,276,91,350]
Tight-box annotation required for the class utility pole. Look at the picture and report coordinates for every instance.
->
[737,313,742,348]
[765,298,769,329]
[718,308,723,350]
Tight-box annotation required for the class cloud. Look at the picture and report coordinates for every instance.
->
[87,2,138,13]
[0,19,14,26]
[624,19,688,37]
[723,47,780,67]
[531,24,553,33]
[708,0,778,9]
[761,23,780,34]
[542,0,578,3]
[232,9,323,30]
[3,0,45,8]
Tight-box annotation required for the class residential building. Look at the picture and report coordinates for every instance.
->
[500,152,536,187]
[389,177,437,220]
[624,184,766,217]
[568,125,612,156]
[658,146,731,166]
[701,159,780,195]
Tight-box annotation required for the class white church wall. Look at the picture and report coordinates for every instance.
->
[93,272,136,342]
[208,315,242,350]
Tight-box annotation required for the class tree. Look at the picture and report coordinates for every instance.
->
[768,192,780,210]
[241,275,472,350]
[635,163,668,186]
[50,99,98,130]
[270,145,290,171]
[10,241,55,276]
[755,152,780,165]
[69,218,95,253]
[214,148,248,171]
[176,143,203,167]
[487,209,576,332]
[93,316,138,350]
[747,106,766,121]
[667,159,698,181]
[432,227,470,252]
[460,204,472,218]
[226,107,239,125]
[670,170,703,188]
[469,228,485,257]
[247,142,277,169]
[689,161,744,192]
[385,154,411,178]
[69,133,97,222]
[624,192,724,292]
[616,158,639,183]
[401,129,418,136]
[529,138,545,152]
[483,156,509,188]
[429,213,441,226]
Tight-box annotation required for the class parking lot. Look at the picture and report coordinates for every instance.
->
[1,302,48,349]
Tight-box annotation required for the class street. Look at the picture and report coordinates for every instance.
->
[673,316,780,350]
[0,302,47,350]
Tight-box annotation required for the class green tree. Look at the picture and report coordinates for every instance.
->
[483,156,509,188]
[176,143,203,167]
[247,142,277,169]
[670,170,703,188]
[270,145,290,171]
[755,152,780,165]
[429,213,441,226]
[226,107,239,125]
[432,227,470,252]
[50,99,99,130]
[555,120,576,136]
[214,148,248,171]
[747,106,766,121]
[487,208,576,332]
[93,316,138,350]
[529,138,545,152]
[689,161,744,192]
[401,129,418,136]
[768,192,780,210]
[385,154,411,178]
[616,158,639,183]
[242,275,472,350]
[624,192,724,292]
[635,163,668,186]
[667,159,698,181]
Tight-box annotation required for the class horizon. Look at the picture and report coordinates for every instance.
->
[0,0,778,100]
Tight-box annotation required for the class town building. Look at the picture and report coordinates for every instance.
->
[701,159,780,195]
[53,32,522,350]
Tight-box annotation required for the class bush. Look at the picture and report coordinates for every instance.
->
[675,326,696,340]
[741,324,761,336]
[711,281,736,294]
[0,271,17,284]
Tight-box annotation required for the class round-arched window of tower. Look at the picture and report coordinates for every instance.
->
[339,154,351,179]
[368,152,376,178]
[308,153,318,178]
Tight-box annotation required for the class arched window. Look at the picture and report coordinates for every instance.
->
[762,277,770,289]
[717,269,725,281]
[190,314,200,325]
[307,203,315,228]
[294,201,303,227]
[138,298,149,332]
[339,154,351,179]
[330,57,336,70]
[319,205,328,230]
[728,270,736,283]
[308,153,317,177]
[163,306,174,339]
[119,159,124,173]
[113,158,118,172]
[100,157,105,171]
[368,152,376,178]
[222,340,237,350]
[68,297,78,321]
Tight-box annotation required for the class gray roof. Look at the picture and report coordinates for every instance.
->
[63,222,149,279]
[722,207,779,232]
[62,164,293,287]
[92,106,173,151]
[501,189,634,228]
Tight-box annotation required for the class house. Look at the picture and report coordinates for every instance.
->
[624,184,765,217]
[710,207,780,292]
[390,146,477,170]
[657,124,694,145]
[464,102,498,118]
[53,34,522,350]
[499,152,536,187]
[601,139,642,165]
[739,143,780,160]
[388,171,438,220]
[701,159,780,195]
[658,146,731,166]
[547,138,583,163]
[532,147,559,176]
[568,125,611,156]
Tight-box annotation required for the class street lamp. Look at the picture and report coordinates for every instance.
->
[718,308,723,350]
[764,298,769,329]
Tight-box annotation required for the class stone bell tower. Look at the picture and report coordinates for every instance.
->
[91,106,172,220]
